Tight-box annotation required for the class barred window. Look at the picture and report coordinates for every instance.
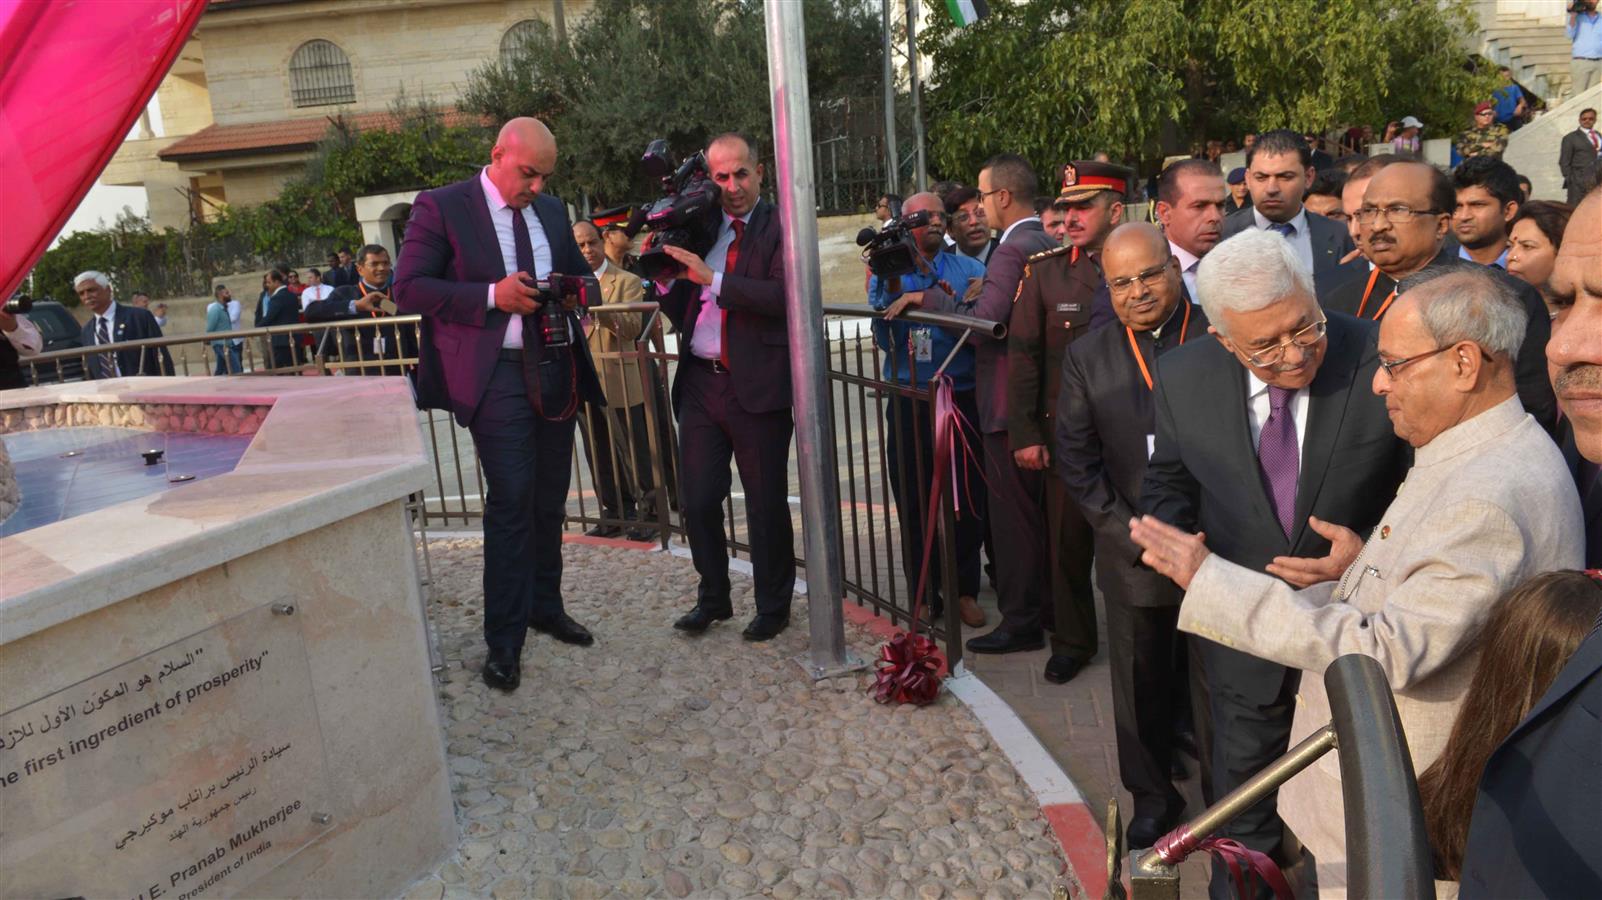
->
[500,19,545,63]
[288,40,355,108]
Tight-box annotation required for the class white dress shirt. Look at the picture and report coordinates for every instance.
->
[1169,240,1202,301]
[92,302,122,376]
[1252,206,1315,277]
[998,215,1041,245]
[687,209,753,361]
[300,282,334,308]
[226,298,243,345]
[2,314,42,356]
[479,167,552,349]
[1245,372,1309,473]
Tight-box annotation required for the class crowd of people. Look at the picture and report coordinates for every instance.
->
[868,125,1599,897]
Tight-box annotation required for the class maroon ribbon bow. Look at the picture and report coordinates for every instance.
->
[870,374,979,706]
[1152,827,1294,900]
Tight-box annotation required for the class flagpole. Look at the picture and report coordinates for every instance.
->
[906,0,927,191]
[763,0,860,679]
[881,0,899,194]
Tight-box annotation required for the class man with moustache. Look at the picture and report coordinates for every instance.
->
[1139,230,1410,896]
[1056,222,1209,847]
[394,117,603,692]
[1156,159,1227,302]
[1221,130,1359,297]
[1005,160,1133,681]
[945,185,997,265]
[1460,188,1602,898]
[304,244,414,376]
[1326,161,1557,432]
[655,133,796,642]
[1133,266,1582,894]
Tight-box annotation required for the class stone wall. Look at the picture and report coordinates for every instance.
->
[0,402,271,437]
[0,438,17,525]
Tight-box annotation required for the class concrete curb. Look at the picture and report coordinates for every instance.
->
[425,532,1109,898]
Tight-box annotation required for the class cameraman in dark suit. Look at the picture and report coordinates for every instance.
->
[393,117,603,692]
[655,133,795,642]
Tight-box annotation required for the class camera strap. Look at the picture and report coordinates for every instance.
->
[519,311,580,422]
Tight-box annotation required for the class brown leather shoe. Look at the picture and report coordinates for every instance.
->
[959,595,986,628]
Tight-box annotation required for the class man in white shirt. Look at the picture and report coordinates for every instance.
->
[1155,158,1227,301]
[298,267,334,309]
[1220,130,1359,298]
[392,117,604,692]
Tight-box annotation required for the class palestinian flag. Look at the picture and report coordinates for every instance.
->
[944,0,989,27]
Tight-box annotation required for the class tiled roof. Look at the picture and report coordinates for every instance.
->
[158,108,481,162]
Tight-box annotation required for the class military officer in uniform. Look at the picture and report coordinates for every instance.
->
[1007,160,1134,684]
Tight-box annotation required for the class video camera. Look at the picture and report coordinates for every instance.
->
[633,139,722,282]
[519,274,598,349]
[856,210,932,279]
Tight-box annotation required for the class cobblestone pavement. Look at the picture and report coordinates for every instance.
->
[406,540,1076,900]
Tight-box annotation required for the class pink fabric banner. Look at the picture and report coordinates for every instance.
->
[0,0,206,301]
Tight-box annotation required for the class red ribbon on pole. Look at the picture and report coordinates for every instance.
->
[1153,827,1295,900]
[870,373,980,706]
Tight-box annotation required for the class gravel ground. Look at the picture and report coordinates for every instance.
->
[406,539,1076,900]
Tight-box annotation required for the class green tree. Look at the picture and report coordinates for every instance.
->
[919,0,1495,182]
[460,0,882,205]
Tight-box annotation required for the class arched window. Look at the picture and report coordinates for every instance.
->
[500,19,547,63]
[288,40,355,108]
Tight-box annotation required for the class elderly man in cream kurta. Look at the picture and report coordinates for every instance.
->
[1131,268,1582,896]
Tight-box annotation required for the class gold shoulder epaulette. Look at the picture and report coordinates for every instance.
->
[1027,245,1072,263]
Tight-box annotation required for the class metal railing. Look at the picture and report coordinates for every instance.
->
[1113,654,1434,899]
[16,302,1006,663]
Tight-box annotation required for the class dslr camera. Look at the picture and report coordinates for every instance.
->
[3,295,33,314]
[634,139,722,282]
[520,274,598,349]
[856,210,932,279]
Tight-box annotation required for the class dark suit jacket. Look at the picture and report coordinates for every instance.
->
[1458,622,1602,898]
[1322,245,1558,435]
[1558,128,1600,195]
[254,285,301,349]
[392,177,602,423]
[1007,244,1101,450]
[80,303,174,378]
[1140,312,1410,572]
[1559,424,1602,568]
[1057,299,1209,606]
[656,199,790,415]
[923,218,1059,434]
[1220,206,1363,298]
[304,283,417,375]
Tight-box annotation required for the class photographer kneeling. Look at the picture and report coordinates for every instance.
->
[867,192,987,628]
[654,132,796,642]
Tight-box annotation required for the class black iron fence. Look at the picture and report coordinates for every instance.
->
[15,303,1005,664]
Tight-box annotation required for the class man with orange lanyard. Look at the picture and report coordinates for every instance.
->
[1326,160,1557,433]
[304,243,415,377]
[1054,222,1207,851]
[1007,159,1135,685]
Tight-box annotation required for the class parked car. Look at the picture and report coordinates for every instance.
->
[21,299,85,384]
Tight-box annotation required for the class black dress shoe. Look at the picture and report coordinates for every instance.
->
[673,604,734,633]
[529,612,594,646]
[482,648,521,692]
[585,523,625,538]
[1127,815,1178,850]
[742,612,790,641]
[1042,653,1086,684]
[625,527,658,542]
[965,629,1045,655]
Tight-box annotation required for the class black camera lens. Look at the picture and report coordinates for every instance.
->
[3,296,33,314]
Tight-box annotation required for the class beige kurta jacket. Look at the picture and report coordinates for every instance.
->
[1179,396,1583,896]
[584,262,647,405]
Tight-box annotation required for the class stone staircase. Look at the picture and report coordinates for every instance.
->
[1480,9,1575,102]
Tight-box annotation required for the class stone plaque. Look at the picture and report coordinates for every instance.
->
[0,604,333,899]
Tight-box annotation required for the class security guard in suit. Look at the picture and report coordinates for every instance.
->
[1008,160,1134,683]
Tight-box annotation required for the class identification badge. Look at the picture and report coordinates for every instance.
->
[373,335,387,357]
[910,327,933,362]
[1056,302,1081,313]
[1146,434,1156,460]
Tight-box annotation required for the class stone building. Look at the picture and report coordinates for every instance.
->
[102,0,587,232]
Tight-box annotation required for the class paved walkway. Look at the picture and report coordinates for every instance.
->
[408,540,1076,900]
[961,588,1211,899]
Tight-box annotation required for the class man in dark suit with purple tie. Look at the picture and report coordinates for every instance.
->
[393,117,604,692]
[654,132,795,642]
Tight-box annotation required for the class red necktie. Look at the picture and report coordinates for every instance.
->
[1590,129,1600,153]
[719,218,744,369]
